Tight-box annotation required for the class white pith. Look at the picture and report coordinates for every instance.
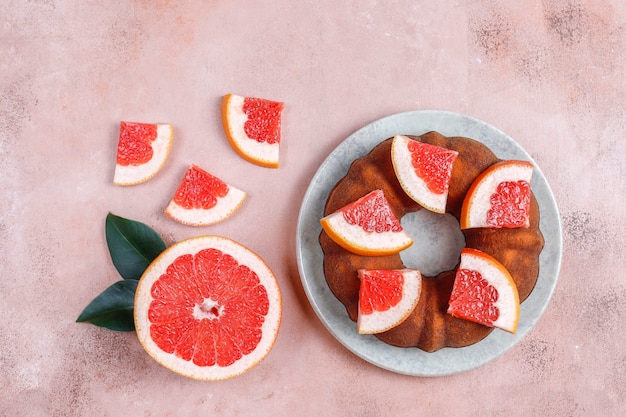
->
[391,135,455,213]
[164,184,246,226]
[134,236,282,381]
[225,94,279,166]
[357,269,422,334]
[464,162,533,228]
[322,211,413,253]
[113,123,173,186]
[455,251,519,332]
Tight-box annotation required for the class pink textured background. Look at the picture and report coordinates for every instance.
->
[2,1,625,415]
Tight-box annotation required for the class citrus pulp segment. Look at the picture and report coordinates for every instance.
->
[391,135,458,213]
[357,269,422,334]
[164,165,246,226]
[134,235,282,380]
[221,93,284,168]
[460,160,534,229]
[447,248,520,333]
[319,189,413,256]
[113,122,173,186]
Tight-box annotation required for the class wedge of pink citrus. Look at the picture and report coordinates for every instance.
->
[113,121,173,186]
[447,248,520,333]
[134,235,282,380]
[320,189,413,256]
[460,160,534,229]
[357,269,422,334]
[165,165,246,226]
[222,94,284,168]
[391,135,458,213]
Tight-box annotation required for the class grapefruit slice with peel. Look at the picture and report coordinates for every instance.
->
[222,93,284,168]
[391,135,458,213]
[447,248,520,333]
[357,269,422,334]
[134,235,282,380]
[460,160,534,229]
[113,121,173,186]
[320,189,413,256]
[165,165,246,226]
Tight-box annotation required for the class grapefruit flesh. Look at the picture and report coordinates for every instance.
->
[134,236,282,380]
[357,269,422,334]
[391,135,458,213]
[460,160,534,229]
[164,165,246,226]
[447,248,520,333]
[113,121,173,186]
[320,189,413,256]
[222,94,284,168]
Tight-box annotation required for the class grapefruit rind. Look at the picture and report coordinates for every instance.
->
[221,94,281,169]
[447,248,520,333]
[357,269,422,334]
[113,123,173,186]
[391,135,458,214]
[460,160,534,229]
[134,236,282,381]
[164,183,247,227]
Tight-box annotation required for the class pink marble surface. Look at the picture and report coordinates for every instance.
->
[2,1,625,415]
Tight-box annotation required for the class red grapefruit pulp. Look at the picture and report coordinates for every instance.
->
[391,135,458,213]
[357,269,422,334]
[222,94,284,168]
[460,160,534,229]
[113,121,173,186]
[447,248,519,333]
[134,236,282,380]
[164,165,246,226]
[319,189,413,256]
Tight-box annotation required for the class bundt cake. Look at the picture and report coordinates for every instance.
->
[318,131,545,352]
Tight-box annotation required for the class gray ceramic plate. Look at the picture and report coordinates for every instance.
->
[295,110,562,376]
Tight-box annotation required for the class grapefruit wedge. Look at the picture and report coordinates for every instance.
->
[222,93,284,168]
[391,135,458,213]
[357,269,422,334]
[134,235,282,381]
[460,160,534,229]
[320,189,413,256]
[113,121,173,186]
[165,165,246,226]
[447,248,520,333]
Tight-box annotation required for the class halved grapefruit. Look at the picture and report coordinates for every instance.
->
[320,189,413,256]
[134,235,282,380]
[391,135,458,213]
[460,160,534,229]
[447,248,520,333]
[113,121,173,186]
[357,269,422,334]
[221,94,284,168]
[164,165,246,226]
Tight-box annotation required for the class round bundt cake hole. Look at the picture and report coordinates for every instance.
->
[399,209,465,276]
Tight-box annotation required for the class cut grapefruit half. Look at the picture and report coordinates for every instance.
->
[221,93,284,168]
[113,121,173,186]
[134,235,282,380]
[165,165,246,226]
[460,160,534,229]
[357,269,422,334]
[320,189,413,256]
[447,248,520,333]
[391,135,458,213]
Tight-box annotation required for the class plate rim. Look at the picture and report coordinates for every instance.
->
[295,109,563,376]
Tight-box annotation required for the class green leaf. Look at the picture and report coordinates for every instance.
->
[76,280,138,331]
[106,212,166,280]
